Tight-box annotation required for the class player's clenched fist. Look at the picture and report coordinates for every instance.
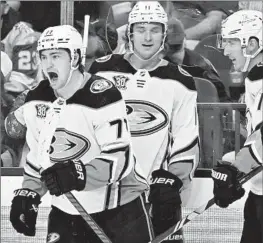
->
[212,161,245,208]
[10,188,41,236]
[40,160,86,196]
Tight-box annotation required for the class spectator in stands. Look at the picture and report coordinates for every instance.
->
[18,1,60,32]
[239,1,263,11]
[164,17,230,102]
[164,1,238,46]
[2,22,41,99]
[6,1,21,12]
[74,1,100,23]
[1,52,17,167]
[0,0,21,39]
[76,19,118,70]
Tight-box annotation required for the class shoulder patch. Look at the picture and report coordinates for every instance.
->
[95,54,112,63]
[178,65,192,77]
[90,79,113,93]
[247,62,263,81]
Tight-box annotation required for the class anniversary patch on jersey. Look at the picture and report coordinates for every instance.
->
[113,75,129,90]
[49,128,91,163]
[90,79,113,93]
[126,100,169,136]
[95,54,112,63]
[35,104,50,118]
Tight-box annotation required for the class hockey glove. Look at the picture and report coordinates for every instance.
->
[41,160,86,196]
[10,188,41,236]
[148,169,183,236]
[212,161,245,208]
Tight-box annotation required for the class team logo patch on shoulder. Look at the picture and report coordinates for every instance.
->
[178,66,192,77]
[113,75,129,90]
[47,232,60,243]
[95,54,112,63]
[35,104,50,118]
[90,79,113,93]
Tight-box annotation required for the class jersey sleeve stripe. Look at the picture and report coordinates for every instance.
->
[99,158,114,183]
[26,160,41,173]
[169,137,199,161]
[104,184,113,210]
[117,180,122,206]
[169,159,194,165]
[255,121,263,131]
[102,145,129,154]
[248,145,262,165]
[116,146,130,181]
[23,171,39,179]
[84,146,131,191]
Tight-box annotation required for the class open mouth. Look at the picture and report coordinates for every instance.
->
[48,72,58,82]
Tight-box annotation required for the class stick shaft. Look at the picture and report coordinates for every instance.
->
[81,15,90,66]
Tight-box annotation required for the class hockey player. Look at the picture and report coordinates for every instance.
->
[6,25,151,243]
[212,10,263,243]
[89,2,200,242]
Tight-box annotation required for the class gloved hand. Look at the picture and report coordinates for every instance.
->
[10,188,41,236]
[148,169,183,236]
[212,161,245,208]
[41,160,86,196]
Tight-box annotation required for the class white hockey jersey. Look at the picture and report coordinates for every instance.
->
[12,73,148,214]
[233,124,262,195]
[90,54,200,195]
[240,62,263,195]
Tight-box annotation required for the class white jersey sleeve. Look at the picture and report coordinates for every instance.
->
[168,69,200,190]
[6,99,48,197]
[233,62,263,195]
[82,85,135,191]
[245,62,263,135]
[233,125,263,172]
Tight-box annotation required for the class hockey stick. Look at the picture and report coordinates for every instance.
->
[150,165,263,243]
[37,98,112,243]
[81,14,90,66]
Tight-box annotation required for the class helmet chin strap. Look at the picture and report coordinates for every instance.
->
[241,47,263,72]
[242,56,251,72]
[64,59,78,88]
[128,33,167,63]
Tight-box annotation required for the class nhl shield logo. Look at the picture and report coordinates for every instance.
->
[113,75,129,90]
[35,104,50,118]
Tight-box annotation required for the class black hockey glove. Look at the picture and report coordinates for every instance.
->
[41,160,86,196]
[212,161,245,208]
[10,188,41,236]
[148,169,183,235]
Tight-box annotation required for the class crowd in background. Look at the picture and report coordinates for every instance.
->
[1,1,262,167]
